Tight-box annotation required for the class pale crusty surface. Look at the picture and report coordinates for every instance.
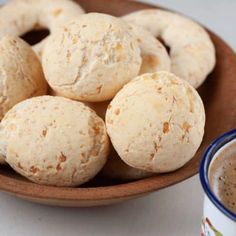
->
[0,96,109,187]
[74,100,153,180]
[0,0,85,58]
[42,13,142,102]
[122,9,216,88]
[127,23,170,74]
[106,72,205,173]
[0,36,47,120]
[101,147,153,181]
[84,101,152,180]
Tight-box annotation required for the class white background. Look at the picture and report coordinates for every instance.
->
[0,1,235,236]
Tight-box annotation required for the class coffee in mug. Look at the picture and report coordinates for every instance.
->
[208,141,236,214]
[200,130,236,236]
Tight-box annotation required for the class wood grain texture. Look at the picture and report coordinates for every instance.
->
[0,0,235,207]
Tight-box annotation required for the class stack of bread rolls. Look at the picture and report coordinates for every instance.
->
[0,0,215,186]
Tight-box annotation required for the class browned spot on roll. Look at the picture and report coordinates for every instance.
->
[59,153,67,163]
[71,168,77,180]
[56,152,67,171]
[137,38,142,43]
[142,55,159,70]
[180,122,191,141]
[114,108,120,115]
[52,8,62,17]
[30,166,39,174]
[163,122,170,134]
[92,125,100,134]
[42,129,47,137]
[150,153,155,159]
[56,164,62,171]
[182,121,191,133]
[96,85,102,94]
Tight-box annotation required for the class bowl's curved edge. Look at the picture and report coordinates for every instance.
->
[0,0,236,206]
[0,143,209,203]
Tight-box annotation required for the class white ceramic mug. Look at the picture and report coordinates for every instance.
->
[200,130,236,236]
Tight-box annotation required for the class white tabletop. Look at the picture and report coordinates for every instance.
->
[0,1,235,236]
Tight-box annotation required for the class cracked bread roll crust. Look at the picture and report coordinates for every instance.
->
[0,36,47,120]
[0,96,109,187]
[0,0,85,58]
[106,71,205,173]
[122,9,216,88]
[42,13,142,102]
[128,23,171,74]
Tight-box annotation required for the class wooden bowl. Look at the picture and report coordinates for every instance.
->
[0,0,235,207]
